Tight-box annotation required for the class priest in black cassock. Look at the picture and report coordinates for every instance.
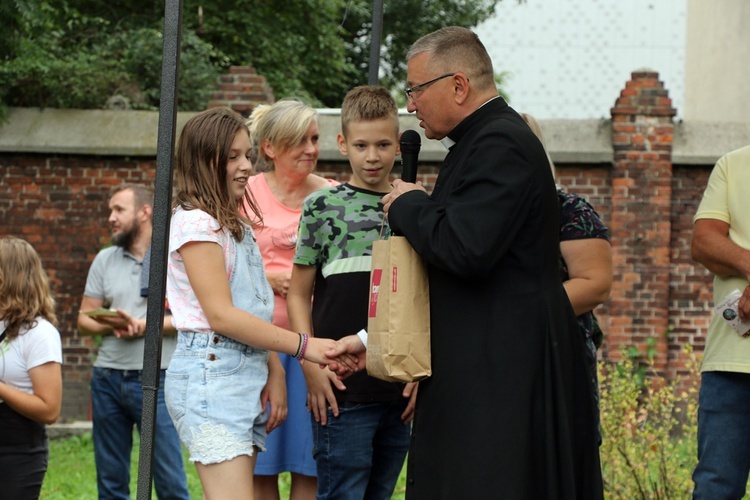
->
[328,25,603,499]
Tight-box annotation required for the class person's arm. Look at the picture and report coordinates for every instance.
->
[692,218,750,321]
[560,238,612,316]
[115,312,178,338]
[78,295,168,339]
[286,265,317,348]
[692,218,750,280]
[179,240,337,363]
[0,362,62,424]
[385,131,544,278]
[287,263,345,425]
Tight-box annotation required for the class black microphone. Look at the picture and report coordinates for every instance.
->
[399,129,421,183]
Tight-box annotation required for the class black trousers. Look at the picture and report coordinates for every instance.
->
[0,403,48,499]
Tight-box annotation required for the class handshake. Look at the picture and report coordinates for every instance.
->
[307,334,367,379]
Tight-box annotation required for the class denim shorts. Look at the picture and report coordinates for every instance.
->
[165,331,270,464]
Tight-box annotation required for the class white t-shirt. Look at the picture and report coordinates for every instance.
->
[0,318,62,401]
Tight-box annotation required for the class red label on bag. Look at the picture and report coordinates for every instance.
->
[369,269,383,318]
[392,267,398,292]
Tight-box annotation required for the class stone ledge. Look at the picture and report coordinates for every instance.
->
[47,420,92,439]
[1,107,748,166]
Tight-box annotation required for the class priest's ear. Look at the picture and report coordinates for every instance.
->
[451,72,471,104]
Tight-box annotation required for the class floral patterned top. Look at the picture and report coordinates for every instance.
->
[558,189,609,373]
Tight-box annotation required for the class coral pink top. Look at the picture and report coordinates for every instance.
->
[245,173,338,329]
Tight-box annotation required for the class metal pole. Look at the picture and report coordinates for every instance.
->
[368,0,384,85]
[136,0,182,498]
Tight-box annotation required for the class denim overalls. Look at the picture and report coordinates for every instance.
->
[165,227,275,464]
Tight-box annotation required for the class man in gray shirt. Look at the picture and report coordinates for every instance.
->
[78,184,189,500]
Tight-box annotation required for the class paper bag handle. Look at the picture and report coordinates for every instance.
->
[378,215,389,240]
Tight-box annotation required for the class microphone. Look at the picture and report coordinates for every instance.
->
[399,129,421,183]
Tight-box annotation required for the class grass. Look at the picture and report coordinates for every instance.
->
[41,430,407,499]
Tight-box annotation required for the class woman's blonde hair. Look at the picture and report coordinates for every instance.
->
[521,112,556,180]
[247,99,317,172]
[0,237,57,341]
[173,107,262,239]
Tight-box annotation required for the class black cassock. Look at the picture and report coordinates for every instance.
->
[389,97,603,499]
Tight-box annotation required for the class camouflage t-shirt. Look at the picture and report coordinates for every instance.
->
[294,183,403,402]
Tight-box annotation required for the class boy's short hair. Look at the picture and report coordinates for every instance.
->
[341,86,399,137]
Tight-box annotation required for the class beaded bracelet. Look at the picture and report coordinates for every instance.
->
[293,333,303,358]
[295,333,309,361]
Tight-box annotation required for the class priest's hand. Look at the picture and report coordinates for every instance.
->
[325,335,367,379]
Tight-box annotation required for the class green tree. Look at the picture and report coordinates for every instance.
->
[0,0,508,114]
[0,1,227,115]
[179,0,504,106]
[340,0,500,95]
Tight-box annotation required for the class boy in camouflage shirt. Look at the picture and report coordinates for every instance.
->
[287,86,417,499]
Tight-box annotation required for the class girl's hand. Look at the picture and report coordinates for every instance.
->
[302,337,340,365]
[262,357,288,433]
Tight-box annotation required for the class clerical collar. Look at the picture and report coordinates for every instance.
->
[440,136,455,150]
[479,95,502,109]
[441,96,501,150]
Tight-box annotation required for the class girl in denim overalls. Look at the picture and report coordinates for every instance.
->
[165,107,340,499]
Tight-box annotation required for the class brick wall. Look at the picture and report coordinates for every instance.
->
[208,66,275,117]
[607,71,677,377]
[0,156,159,418]
[0,69,722,420]
[668,165,714,387]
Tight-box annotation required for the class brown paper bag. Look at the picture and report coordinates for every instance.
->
[366,235,431,382]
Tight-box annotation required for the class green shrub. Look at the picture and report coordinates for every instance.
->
[599,344,699,499]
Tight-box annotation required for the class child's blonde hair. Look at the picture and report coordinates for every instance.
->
[340,86,399,137]
[0,237,57,341]
[173,107,262,240]
[247,100,317,172]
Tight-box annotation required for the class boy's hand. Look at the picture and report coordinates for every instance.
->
[303,365,345,426]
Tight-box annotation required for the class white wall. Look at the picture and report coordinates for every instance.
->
[683,0,750,123]
[475,0,686,119]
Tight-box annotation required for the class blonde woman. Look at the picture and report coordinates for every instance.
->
[0,237,62,499]
[245,100,338,500]
[522,113,612,441]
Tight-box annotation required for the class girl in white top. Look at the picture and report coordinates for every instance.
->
[164,107,340,500]
[0,237,63,499]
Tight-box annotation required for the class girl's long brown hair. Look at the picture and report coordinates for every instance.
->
[173,107,262,240]
[0,237,58,341]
